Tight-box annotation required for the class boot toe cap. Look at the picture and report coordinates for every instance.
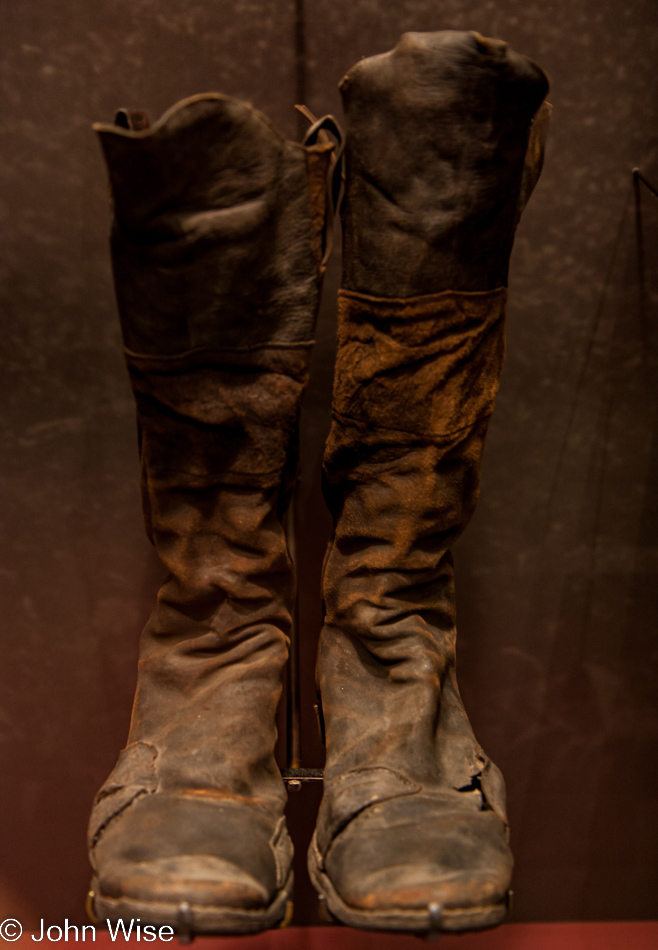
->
[92,791,287,913]
[324,793,512,913]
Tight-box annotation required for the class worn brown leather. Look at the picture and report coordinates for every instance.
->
[309,32,549,933]
[87,94,333,934]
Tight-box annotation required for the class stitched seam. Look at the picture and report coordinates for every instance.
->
[337,287,507,307]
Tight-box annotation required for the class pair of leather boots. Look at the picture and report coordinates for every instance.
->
[87,31,549,937]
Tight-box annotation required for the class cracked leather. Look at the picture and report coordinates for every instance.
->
[88,94,332,922]
[314,31,549,920]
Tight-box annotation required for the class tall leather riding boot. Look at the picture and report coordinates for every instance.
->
[309,32,549,934]
[87,94,336,934]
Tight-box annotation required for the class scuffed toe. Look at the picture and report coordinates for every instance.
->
[325,793,512,913]
[101,855,271,910]
[310,788,512,932]
[90,791,293,927]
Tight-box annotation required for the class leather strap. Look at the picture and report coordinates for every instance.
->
[298,106,345,267]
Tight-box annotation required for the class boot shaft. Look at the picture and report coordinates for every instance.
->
[319,28,549,797]
[96,93,333,356]
[339,31,548,296]
[90,96,337,819]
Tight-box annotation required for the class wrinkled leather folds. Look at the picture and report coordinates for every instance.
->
[311,31,549,930]
[339,31,549,296]
[328,287,506,453]
[88,94,333,931]
[319,288,505,801]
[96,94,328,355]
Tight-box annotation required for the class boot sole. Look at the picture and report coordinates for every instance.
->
[308,832,508,935]
[88,869,293,937]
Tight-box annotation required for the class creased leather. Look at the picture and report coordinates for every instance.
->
[313,30,549,922]
[88,93,332,920]
[129,357,310,491]
[320,310,498,793]
[95,94,331,356]
[88,743,158,851]
[316,767,421,855]
[339,31,549,297]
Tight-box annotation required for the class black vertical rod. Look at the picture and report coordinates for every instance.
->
[633,168,648,353]
[287,0,307,774]
[286,499,302,770]
[294,0,307,139]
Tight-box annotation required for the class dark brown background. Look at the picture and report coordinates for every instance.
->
[1,0,657,930]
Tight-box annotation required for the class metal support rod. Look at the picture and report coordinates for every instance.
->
[285,0,325,786]
[633,169,648,350]
[286,498,302,771]
[632,167,657,354]
[286,0,307,776]
[632,167,658,200]
[294,0,307,139]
